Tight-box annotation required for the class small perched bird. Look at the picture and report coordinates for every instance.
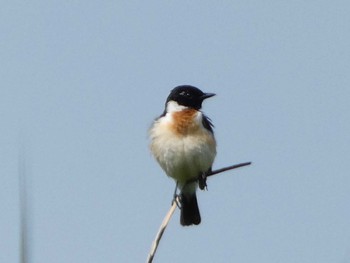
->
[149,85,216,226]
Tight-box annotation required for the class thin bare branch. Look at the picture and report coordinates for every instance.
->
[188,161,252,184]
[207,162,252,177]
[147,197,179,263]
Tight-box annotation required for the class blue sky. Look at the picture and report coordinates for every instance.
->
[1,1,350,262]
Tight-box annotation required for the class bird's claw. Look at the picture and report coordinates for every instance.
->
[172,194,182,208]
[198,172,208,190]
[171,182,181,208]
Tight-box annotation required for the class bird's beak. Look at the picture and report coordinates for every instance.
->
[201,93,216,100]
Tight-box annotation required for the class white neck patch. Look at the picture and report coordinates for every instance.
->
[166,100,188,113]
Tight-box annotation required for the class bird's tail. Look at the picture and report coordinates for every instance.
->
[180,192,201,226]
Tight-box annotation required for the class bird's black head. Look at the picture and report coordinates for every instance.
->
[166,85,215,110]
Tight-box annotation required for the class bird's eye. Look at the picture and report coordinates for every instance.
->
[180,91,191,98]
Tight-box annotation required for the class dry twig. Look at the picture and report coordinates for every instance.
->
[146,196,179,263]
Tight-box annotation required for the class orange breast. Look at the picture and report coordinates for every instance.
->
[171,109,201,135]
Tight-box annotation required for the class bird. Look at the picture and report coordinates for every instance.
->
[149,85,216,226]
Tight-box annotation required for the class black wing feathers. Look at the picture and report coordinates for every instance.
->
[202,114,214,134]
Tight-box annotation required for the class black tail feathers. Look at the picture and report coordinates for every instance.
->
[180,193,201,226]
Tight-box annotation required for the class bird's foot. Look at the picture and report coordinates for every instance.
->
[171,182,181,208]
[198,172,208,190]
[172,194,181,208]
